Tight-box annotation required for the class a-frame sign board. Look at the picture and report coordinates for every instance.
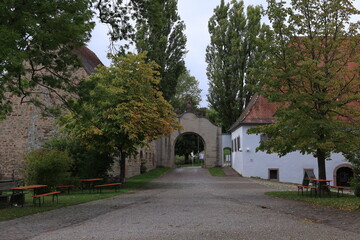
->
[302,169,316,186]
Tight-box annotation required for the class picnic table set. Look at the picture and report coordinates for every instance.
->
[0,178,123,208]
[297,178,349,197]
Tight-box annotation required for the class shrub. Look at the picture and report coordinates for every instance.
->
[345,150,360,197]
[44,137,114,178]
[22,150,73,187]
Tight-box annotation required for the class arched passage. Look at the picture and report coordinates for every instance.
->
[155,112,222,168]
[174,132,205,166]
[334,165,354,187]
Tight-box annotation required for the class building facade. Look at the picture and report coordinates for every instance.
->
[228,94,354,186]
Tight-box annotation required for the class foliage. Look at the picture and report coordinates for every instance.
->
[22,150,73,187]
[44,137,113,178]
[206,0,271,131]
[205,108,223,127]
[175,134,204,163]
[134,0,187,102]
[344,150,360,197]
[0,0,94,119]
[170,70,202,113]
[59,53,180,180]
[0,167,170,222]
[248,0,360,180]
[267,191,360,211]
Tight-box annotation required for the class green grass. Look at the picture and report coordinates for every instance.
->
[267,191,360,211]
[208,167,226,177]
[0,168,170,222]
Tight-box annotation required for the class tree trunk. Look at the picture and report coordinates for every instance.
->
[317,149,327,180]
[119,151,126,183]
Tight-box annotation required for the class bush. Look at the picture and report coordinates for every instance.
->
[22,150,73,187]
[345,150,360,197]
[44,137,114,178]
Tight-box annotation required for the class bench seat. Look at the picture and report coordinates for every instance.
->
[55,185,75,194]
[95,183,122,193]
[32,191,61,206]
[330,186,347,197]
[297,185,317,196]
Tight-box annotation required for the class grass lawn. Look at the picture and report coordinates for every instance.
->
[208,167,226,177]
[267,191,360,211]
[0,168,170,222]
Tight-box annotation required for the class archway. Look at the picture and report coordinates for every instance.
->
[334,164,354,187]
[223,147,232,166]
[155,112,222,168]
[174,132,205,167]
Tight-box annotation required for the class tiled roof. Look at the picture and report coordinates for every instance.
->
[229,93,278,132]
[73,46,103,74]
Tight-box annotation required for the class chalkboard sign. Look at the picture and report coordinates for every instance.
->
[302,169,316,186]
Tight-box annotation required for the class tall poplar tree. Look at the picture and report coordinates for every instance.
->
[134,0,187,102]
[248,0,360,181]
[206,0,271,131]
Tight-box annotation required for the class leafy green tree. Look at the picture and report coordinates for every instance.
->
[248,0,360,180]
[59,53,180,181]
[134,0,187,102]
[0,0,94,119]
[206,0,271,131]
[170,70,202,113]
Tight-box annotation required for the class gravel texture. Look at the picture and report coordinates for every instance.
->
[0,167,359,240]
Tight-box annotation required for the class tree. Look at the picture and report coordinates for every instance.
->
[170,70,202,113]
[134,0,187,102]
[0,0,94,119]
[206,0,271,131]
[248,0,360,181]
[59,53,180,181]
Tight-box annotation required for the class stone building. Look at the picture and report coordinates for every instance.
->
[0,47,156,180]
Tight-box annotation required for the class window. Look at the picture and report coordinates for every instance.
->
[268,169,279,181]
[260,134,268,142]
[237,136,240,151]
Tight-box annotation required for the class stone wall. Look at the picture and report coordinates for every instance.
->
[107,142,157,179]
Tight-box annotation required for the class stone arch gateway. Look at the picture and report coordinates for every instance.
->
[155,112,222,168]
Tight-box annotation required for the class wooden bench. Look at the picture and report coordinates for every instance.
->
[32,191,61,206]
[95,183,122,193]
[55,185,75,194]
[297,185,317,196]
[330,186,347,197]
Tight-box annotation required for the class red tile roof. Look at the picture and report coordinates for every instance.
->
[229,93,278,131]
[72,46,103,74]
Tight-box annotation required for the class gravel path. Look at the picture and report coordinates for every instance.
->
[0,167,359,240]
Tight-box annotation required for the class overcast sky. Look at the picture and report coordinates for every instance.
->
[87,0,360,107]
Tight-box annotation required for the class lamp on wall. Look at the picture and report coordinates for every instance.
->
[246,148,250,152]
[239,148,242,152]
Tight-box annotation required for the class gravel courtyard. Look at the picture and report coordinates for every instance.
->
[1,167,360,240]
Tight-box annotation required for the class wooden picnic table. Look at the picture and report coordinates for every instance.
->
[10,185,48,206]
[81,178,103,193]
[305,178,332,196]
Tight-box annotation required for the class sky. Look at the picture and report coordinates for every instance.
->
[87,0,360,108]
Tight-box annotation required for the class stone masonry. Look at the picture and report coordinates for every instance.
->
[0,47,155,180]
